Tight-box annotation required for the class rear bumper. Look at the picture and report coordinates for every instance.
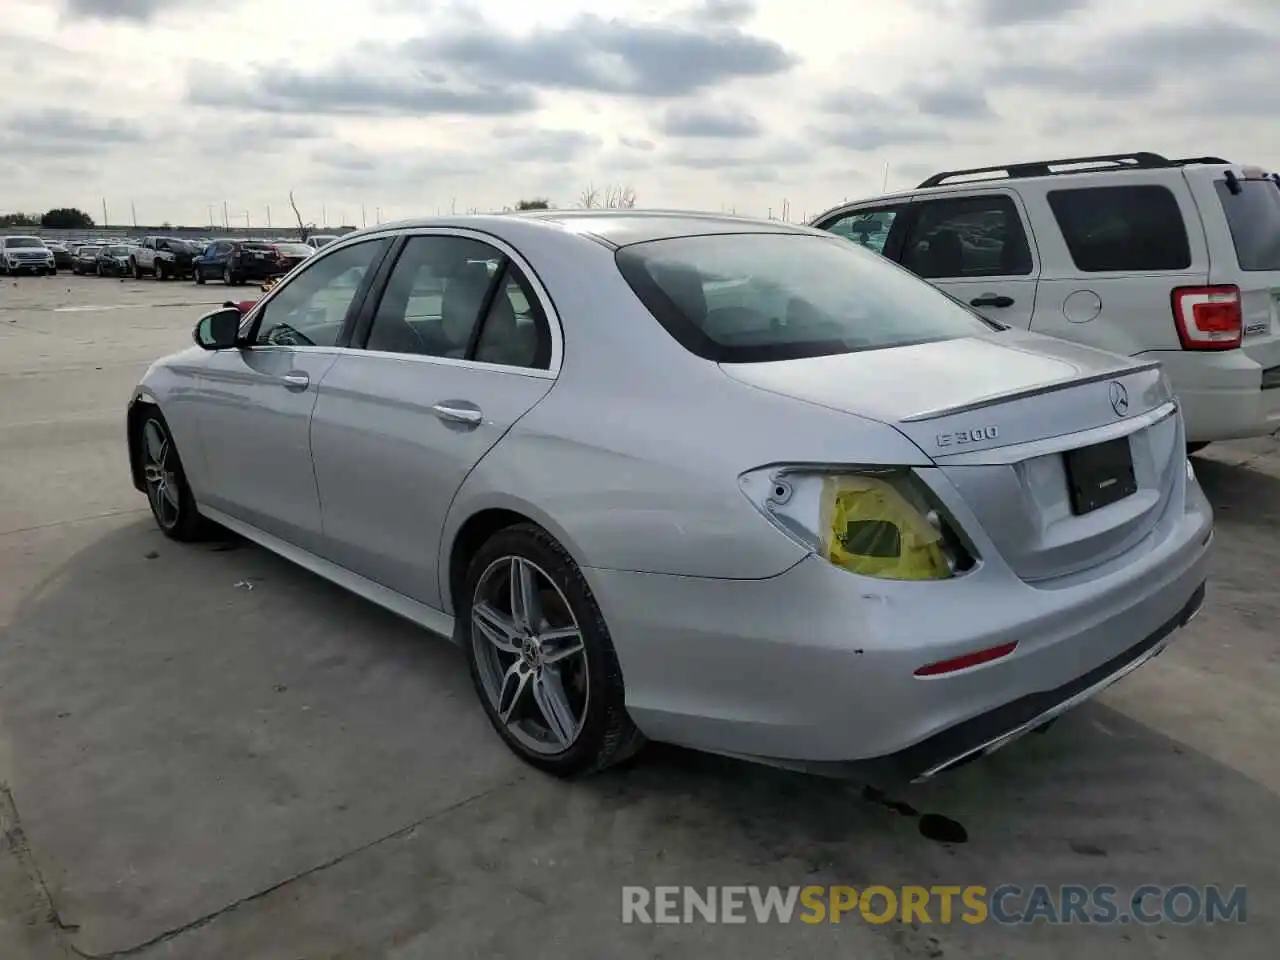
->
[234,260,283,280]
[586,473,1213,780]
[1141,348,1280,442]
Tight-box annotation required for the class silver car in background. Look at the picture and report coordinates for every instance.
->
[126,211,1212,781]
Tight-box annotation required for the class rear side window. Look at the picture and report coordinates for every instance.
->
[1048,186,1191,272]
[1214,179,1280,272]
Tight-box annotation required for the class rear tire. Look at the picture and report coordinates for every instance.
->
[135,410,208,542]
[462,523,644,778]
[155,260,167,280]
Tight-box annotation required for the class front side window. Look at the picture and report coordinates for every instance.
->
[615,231,1000,363]
[819,207,901,256]
[363,236,550,368]
[251,240,384,347]
[900,195,1033,279]
[1048,185,1191,272]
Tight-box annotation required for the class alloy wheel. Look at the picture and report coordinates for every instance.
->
[471,556,589,755]
[141,419,181,530]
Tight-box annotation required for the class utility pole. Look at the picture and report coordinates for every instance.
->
[882,161,890,192]
[321,204,327,228]
[131,201,137,228]
[244,211,251,229]
[375,207,381,224]
[222,200,229,229]
[266,205,272,229]
[361,205,367,228]
[101,198,108,227]
[207,204,214,229]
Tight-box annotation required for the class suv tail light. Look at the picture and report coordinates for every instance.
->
[1172,285,1242,350]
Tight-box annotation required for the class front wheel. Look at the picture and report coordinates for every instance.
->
[194,267,205,285]
[463,523,644,778]
[136,411,207,541]
[155,260,167,280]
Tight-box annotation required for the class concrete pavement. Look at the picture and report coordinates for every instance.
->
[0,275,1276,958]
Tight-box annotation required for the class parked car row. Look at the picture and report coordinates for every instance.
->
[58,236,317,284]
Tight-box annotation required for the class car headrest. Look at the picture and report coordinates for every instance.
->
[441,263,492,346]
[649,262,707,323]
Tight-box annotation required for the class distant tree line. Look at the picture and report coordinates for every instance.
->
[0,208,96,229]
[510,184,638,212]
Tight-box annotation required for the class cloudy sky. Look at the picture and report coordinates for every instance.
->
[2,0,1277,228]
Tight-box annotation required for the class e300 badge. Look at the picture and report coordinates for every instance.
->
[936,426,1000,448]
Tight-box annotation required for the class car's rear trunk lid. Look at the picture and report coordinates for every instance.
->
[719,330,1183,582]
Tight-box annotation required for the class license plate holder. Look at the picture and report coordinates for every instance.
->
[1063,436,1136,515]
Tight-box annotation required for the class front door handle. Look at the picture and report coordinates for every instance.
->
[281,372,310,391]
[970,293,1015,309]
[430,401,483,427]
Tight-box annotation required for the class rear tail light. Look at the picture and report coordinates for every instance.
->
[1172,285,1242,350]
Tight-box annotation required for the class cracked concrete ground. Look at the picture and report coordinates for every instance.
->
[0,275,1277,958]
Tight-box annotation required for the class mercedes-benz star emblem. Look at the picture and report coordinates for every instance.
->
[1109,381,1129,417]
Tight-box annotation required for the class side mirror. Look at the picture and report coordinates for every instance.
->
[193,308,243,350]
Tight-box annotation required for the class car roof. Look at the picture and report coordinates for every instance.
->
[344,210,812,250]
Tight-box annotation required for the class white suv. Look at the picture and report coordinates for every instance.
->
[811,153,1280,449]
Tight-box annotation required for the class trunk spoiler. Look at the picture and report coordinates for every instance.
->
[899,361,1163,423]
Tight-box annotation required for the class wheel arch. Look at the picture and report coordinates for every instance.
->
[441,494,591,621]
[126,393,162,492]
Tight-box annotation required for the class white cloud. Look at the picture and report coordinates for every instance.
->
[1,0,1277,226]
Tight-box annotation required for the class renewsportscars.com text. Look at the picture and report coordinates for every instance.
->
[621,884,1247,926]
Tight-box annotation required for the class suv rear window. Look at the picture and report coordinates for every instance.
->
[1048,185,1191,272]
[614,232,999,363]
[1214,179,1280,272]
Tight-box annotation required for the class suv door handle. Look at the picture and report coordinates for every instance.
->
[430,401,483,426]
[970,294,1015,309]
[281,372,310,391]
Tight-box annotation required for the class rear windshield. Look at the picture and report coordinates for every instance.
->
[274,243,313,256]
[241,241,273,251]
[107,245,130,256]
[1215,178,1280,271]
[614,232,999,363]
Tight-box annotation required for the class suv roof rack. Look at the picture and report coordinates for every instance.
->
[1169,156,1231,166]
[917,152,1176,188]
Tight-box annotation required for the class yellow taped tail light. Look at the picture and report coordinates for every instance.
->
[739,468,977,581]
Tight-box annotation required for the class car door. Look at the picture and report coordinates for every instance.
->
[308,231,558,608]
[895,191,1040,328]
[192,237,390,553]
[812,201,915,261]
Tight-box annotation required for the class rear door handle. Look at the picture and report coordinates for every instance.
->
[281,372,310,391]
[970,294,1015,309]
[430,401,483,427]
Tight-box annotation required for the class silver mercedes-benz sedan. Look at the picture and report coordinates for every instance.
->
[126,211,1212,782]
